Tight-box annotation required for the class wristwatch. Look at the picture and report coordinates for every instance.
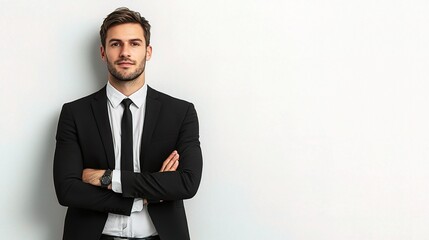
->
[100,169,112,188]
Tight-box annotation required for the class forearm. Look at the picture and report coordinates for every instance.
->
[121,172,199,201]
[119,103,203,201]
[54,178,133,215]
[54,145,133,215]
[121,146,202,201]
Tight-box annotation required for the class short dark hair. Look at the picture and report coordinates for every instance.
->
[100,7,151,48]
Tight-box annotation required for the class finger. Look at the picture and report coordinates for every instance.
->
[161,151,177,172]
[160,158,171,172]
[164,158,177,171]
[166,157,180,172]
[172,153,179,162]
[165,154,179,171]
[171,159,179,171]
[160,161,167,172]
[167,150,177,160]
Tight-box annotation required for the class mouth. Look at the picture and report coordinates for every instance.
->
[116,59,135,67]
[117,62,134,66]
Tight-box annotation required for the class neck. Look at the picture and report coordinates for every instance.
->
[108,74,145,97]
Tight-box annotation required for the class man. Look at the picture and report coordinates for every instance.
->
[53,7,203,240]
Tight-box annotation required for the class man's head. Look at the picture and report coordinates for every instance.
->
[100,7,151,49]
[100,8,152,83]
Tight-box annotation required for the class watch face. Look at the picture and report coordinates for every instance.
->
[101,176,111,185]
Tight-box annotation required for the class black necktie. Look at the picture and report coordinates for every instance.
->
[121,98,133,171]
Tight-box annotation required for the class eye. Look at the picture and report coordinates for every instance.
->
[110,42,120,47]
[131,42,141,47]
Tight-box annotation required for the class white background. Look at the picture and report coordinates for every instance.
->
[1,1,429,239]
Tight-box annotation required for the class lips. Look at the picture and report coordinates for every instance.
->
[115,59,135,67]
[117,61,134,65]
[116,62,135,69]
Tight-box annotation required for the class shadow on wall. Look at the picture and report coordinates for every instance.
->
[89,33,108,89]
[31,34,107,240]
[32,112,66,240]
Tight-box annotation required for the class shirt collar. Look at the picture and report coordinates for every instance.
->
[106,81,147,109]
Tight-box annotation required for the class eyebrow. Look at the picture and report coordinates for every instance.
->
[109,38,143,43]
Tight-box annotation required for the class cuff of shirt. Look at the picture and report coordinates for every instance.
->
[111,170,122,193]
[132,199,143,212]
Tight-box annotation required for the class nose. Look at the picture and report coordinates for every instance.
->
[120,44,131,58]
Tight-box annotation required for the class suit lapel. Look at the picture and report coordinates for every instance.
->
[140,86,161,166]
[91,87,115,169]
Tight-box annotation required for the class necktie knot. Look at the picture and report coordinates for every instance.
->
[121,98,133,109]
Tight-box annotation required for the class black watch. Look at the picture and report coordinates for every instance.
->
[100,169,112,188]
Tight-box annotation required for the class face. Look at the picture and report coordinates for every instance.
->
[101,23,152,82]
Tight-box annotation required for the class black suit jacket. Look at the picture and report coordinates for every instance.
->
[53,86,202,240]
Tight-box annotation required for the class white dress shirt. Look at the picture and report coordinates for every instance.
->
[102,81,157,237]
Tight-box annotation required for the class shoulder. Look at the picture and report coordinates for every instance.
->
[147,86,198,119]
[148,86,194,108]
[62,87,106,109]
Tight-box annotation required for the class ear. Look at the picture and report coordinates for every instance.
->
[100,45,106,61]
[146,45,153,61]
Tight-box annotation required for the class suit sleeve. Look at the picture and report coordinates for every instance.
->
[53,104,134,215]
[121,103,203,201]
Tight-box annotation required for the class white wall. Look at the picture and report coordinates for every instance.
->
[1,0,429,239]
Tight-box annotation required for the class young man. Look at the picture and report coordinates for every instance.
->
[53,7,203,240]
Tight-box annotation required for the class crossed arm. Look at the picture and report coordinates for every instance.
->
[54,102,202,215]
[82,150,180,190]
[82,150,179,204]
